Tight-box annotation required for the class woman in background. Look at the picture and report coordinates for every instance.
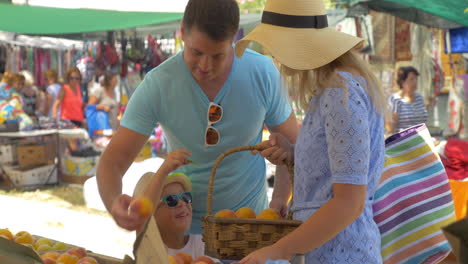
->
[387,66,428,133]
[44,69,62,118]
[88,71,119,130]
[53,67,84,127]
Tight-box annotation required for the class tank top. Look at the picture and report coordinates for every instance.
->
[61,84,84,122]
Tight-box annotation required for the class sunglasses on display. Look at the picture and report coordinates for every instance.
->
[205,102,223,147]
[160,192,193,208]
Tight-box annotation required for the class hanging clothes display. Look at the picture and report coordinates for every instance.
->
[395,17,412,61]
[410,24,437,105]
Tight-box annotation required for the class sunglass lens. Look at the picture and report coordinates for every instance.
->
[208,105,222,123]
[205,127,219,145]
[165,195,178,207]
[181,192,192,204]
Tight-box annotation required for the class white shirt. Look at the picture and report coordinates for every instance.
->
[167,234,205,259]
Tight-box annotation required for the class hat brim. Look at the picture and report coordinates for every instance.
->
[235,24,363,70]
[133,172,192,198]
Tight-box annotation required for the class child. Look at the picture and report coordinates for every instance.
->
[132,149,214,259]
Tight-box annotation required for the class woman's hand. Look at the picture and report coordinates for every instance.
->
[97,104,110,112]
[252,133,293,166]
[158,149,192,175]
[237,245,291,264]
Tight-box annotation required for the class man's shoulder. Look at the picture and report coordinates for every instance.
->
[144,53,183,81]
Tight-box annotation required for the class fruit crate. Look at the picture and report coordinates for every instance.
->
[0,234,122,264]
[202,145,301,260]
[3,164,57,187]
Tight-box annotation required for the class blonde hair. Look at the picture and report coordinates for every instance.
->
[278,50,386,115]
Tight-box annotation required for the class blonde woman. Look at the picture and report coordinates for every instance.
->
[235,0,386,263]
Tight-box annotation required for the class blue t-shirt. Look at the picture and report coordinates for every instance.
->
[121,50,292,233]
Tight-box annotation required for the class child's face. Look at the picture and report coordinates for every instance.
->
[155,183,192,235]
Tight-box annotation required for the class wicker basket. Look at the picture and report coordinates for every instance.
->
[202,144,301,260]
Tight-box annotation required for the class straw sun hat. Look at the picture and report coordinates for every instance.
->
[133,172,192,198]
[235,0,363,70]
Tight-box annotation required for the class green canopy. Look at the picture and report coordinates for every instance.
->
[0,3,183,35]
[347,0,468,29]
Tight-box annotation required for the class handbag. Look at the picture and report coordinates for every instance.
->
[373,124,456,264]
[85,104,111,137]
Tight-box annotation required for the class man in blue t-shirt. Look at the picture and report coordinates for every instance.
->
[97,0,298,234]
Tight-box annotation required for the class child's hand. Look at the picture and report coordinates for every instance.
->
[252,133,293,166]
[159,149,192,175]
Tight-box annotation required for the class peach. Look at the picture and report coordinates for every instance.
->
[36,244,53,252]
[235,207,256,219]
[76,256,99,264]
[214,209,237,218]
[56,253,79,264]
[256,208,281,220]
[52,241,69,250]
[175,252,193,264]
[129,197,154,217]
[42,257,57,264]
[35,237,53,248]
[67,247,87,259]
[0,228,14,240]
[168,255,184,264]
[14,231,34,244]
[42,251,61,260]
[191,256,215,264]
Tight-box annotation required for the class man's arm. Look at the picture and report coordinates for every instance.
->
[267,112,298,215]
[97,127,149,212]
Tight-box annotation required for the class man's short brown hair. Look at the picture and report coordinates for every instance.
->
[183,0,240,41]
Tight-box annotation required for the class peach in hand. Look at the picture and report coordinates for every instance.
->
[214,209,237,218]
[256,208,281,220]
[129,197,154,217]
[235,207,256,218]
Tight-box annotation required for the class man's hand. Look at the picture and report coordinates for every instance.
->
[110,194,147,231]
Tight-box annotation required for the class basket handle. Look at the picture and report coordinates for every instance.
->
[206,144,294,219]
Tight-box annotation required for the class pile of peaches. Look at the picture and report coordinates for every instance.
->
[214,207,281,220]
[0,228,99,264]
[169,252,216,264]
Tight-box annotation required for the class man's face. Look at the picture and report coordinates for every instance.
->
[182,26,233,83]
